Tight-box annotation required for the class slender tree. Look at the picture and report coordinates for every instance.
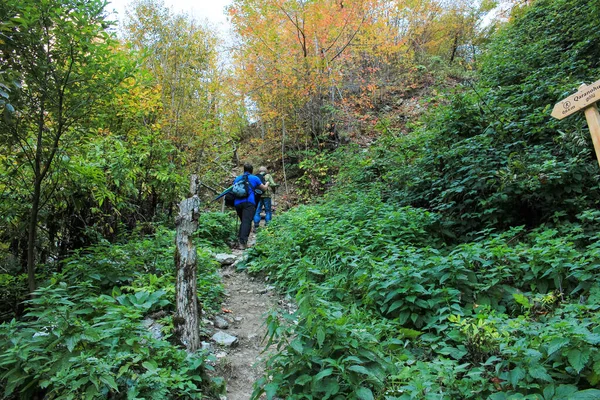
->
[0,0,121,292]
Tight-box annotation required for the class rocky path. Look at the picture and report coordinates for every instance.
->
[207,235,285,400]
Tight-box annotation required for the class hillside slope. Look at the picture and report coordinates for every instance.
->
[245,0,600,398]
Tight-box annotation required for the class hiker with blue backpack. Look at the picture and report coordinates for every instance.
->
[231,163,269,250]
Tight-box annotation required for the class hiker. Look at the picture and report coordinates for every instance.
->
[254,166,278,232]
[232,163,268,250]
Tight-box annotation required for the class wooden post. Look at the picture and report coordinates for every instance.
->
[551,80,600,166]
[174,176,201,352]
[584,105,600,168]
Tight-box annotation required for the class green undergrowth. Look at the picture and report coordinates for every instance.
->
[0,211,235,399]
[246,197,600,399]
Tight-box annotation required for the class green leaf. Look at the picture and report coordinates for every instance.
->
[398,328,422,339]
[323,379,340,396]
[587,371,600,386]
[347,365,373,376]
[295,374,312,386]
[317,327,326,347]
[85,384,99,400]
[355,387,374,400]
[546,338,569,355]
[397,311,410,324]
[594,360,600,375]
[570,389,600,400]
[543,385,556,399]
[117,364,130,378]
[553,385,578,399]
[126,386,139,398]
[513,293,530,308]
[315,368,334,381]
[314,378,340,396]
[65,335,79,352]
[508,367,526,389]
[100,375,118,391]
[410,313,419,324]
[528,364,552,382]
[387,300,404,314]
[264,382,278,400]
[438,346,467,360]
[142,360,158,374]
[290,339,303,354]
[568,349,590,373]
[342,356,364,364]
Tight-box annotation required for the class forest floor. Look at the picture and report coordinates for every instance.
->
[208,231,292,400]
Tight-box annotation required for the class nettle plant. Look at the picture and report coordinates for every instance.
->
[0,223,227,398]
[247,191,600,399]
[0,283,217,399]
[253,286,393,400]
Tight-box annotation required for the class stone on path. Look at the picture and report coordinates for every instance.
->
[215,351,228,359]
[214,253,237,265]
[211,331,238,347]
[214,315,230,329]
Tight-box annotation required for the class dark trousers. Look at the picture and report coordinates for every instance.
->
[235,202,256,245]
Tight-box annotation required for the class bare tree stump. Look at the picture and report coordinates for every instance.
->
[174,191,201,352]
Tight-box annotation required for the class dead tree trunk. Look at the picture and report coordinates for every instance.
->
[174,176,201,352]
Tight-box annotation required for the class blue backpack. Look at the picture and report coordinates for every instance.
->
[231,175,250,199]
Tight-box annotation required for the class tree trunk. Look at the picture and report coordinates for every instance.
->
[281,116,289,194]
[174,189,201,352]
[449,32,459,63]
[27,93,46,295]
[27,178,41,294]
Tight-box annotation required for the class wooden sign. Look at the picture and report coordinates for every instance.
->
[552,82,600,167]
[551,80,600,120]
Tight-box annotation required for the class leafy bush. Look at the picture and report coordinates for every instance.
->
[295,150,339,201]
[195,212,237,251]
[0,283,217,399]
[62,227,224,316]
[247,194,600,398]
[0,220,227,398]
[0,274,26,322]
[254,294,393,400]
[61,227,177,291]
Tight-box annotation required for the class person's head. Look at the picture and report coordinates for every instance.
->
[243,163,253,173]
[259,166,268,175]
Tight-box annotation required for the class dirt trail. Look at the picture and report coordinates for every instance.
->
[209,233,284,400]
